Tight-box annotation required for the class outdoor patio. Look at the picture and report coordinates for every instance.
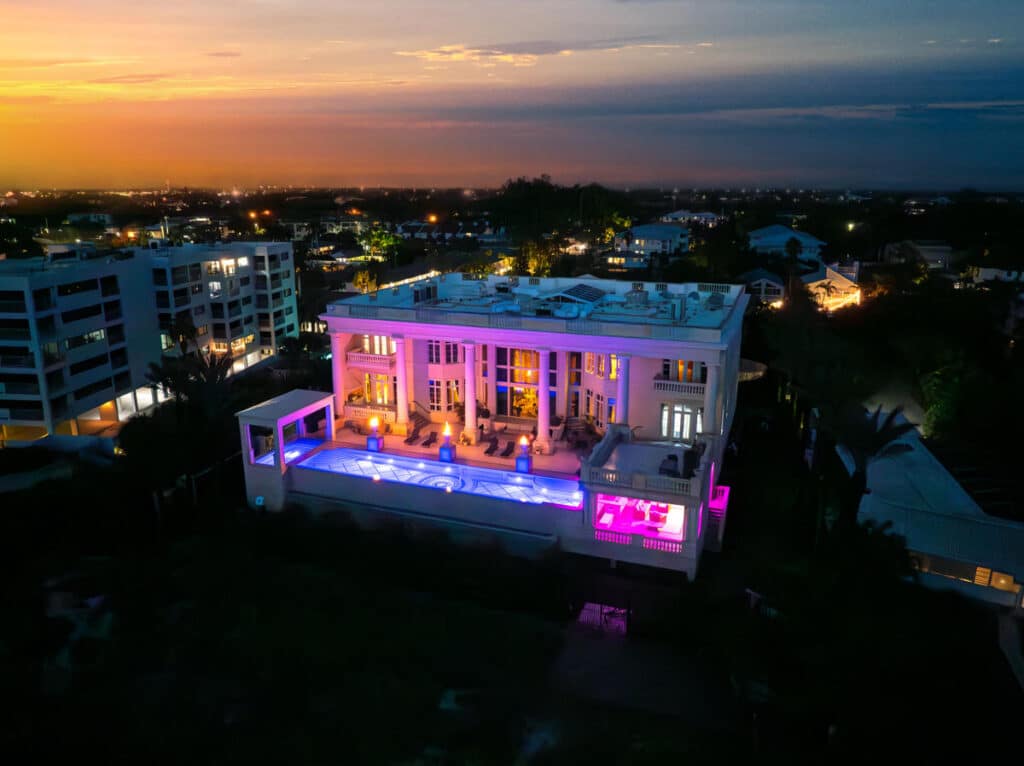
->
[321,421,588,480]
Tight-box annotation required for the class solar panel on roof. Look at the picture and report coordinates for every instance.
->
[563,283,607,303]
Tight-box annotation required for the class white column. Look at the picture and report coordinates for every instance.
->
[615,354,630,425]
[556,350,568,419]
[394,335,409,428]
[537,348,551,453]
[487,342,497,412]
[462,341,477,444]
[324,402,335,441]
[704,363,721,435]
[330,332,348,415]
[275,420,287,475]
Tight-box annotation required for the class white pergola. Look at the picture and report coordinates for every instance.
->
[236,389,335,474]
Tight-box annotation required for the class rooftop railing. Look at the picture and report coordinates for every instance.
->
[327,302,732,342]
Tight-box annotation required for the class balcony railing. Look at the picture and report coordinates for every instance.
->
[0,328,31,340]
[0,407,44,421]
[652,378,706,398]
[343,401,397,423]
[0,354,34,369]
[0,300,27,313]
[0,381,40,395]
[592,529,684,555]
[346,350,396,371]
[581,464,693,497]
[326,302,734,343]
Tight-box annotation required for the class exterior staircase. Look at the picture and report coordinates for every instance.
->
[409,410,430,435]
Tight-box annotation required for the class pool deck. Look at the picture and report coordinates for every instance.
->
[316,424,586,480]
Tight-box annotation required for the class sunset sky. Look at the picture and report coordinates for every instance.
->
[1,0,1022,189]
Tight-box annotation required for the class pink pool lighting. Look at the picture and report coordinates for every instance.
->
[297,446,583,509]
[593,493,686,542]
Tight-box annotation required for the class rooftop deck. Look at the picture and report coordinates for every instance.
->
[324,275,746,338]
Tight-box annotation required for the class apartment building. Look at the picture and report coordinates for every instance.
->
[238,275,746,577]
[1,241,298,443]
[147,241,298,373]
[0,245,160,441]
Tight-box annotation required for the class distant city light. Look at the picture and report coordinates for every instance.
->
[248,211,257,219]
[427,214,438,224]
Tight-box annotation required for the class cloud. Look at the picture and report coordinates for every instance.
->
[206,50,242,58]
[88,73,171,84]
[395,36,680,67]
[0,57,140,69]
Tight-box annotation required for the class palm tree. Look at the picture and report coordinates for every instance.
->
[834,404,916,530]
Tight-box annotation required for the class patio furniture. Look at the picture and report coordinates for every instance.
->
[499,440,515,458]
[403,430,421,445]
[421,431,438,448]
[483,437,499,456]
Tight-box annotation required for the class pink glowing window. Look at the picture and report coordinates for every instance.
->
[594,493,685,542]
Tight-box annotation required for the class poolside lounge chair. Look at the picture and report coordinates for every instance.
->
[403,429,420,445]
[483,437,499,456]
[421,431,438,448]
[500,440,515,458]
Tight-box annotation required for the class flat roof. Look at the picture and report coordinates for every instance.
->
[236,389,333,425]
[325,275,745,332]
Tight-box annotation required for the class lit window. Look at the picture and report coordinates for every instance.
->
[428,379,442,411]
[428,340,441,364]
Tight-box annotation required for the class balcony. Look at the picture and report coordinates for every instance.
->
[0,380,40,396]
[343,399,396,423]
[652,377,706,398]
[582,464,693,496]
[346,350,396,372]
[0,354,35,370]
[580,425,706,500]
[0,327,31,340]
[0,300,27,314]
[0,406,44,422]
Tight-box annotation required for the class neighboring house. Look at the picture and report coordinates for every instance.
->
[604,252,649,271]
[612,224,689,268]
[884,240,954,270]
[67,213,114,227]
[739,268,786,306]
[801,263,861,312]
[238,276,748,579]
[840,427,1024,612]
[748,225,826,262]
[972,267,1024,284]
[660,210,721,227]
[0,242,298,443]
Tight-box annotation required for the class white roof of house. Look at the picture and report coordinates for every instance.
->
[236,389,333,425]
[620,223,688,239]
[749,225,826,247]
[802,264,857,289]
[838,427,1024,576]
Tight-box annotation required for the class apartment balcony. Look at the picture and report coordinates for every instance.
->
[0,300,27,314]
[346,350,396,372]
[0,354,35,370]
[0,327,31,340]
[0,381,41,396]
[0,406,44,422]
[651,376,706,398]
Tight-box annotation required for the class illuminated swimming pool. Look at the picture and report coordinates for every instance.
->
[297,446,583,509]
[254,438,323,467]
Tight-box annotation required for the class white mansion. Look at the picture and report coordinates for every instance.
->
[239,275,747,578]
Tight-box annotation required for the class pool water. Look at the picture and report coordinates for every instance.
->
[297,446,583,509]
